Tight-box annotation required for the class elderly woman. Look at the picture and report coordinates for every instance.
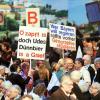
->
[4,84,21,100]
[89,82,100,100]
[0,80,12,100]
[74,58,91,92]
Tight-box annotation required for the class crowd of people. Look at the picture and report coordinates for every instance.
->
[0,35,100,100]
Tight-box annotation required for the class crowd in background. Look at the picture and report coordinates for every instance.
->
[0,35,100,100]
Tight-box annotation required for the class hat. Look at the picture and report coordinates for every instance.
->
[94,57,100,63]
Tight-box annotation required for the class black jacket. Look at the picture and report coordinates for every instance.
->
[6,73,31,95]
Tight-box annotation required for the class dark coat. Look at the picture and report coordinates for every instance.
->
[72,83,85,100]
[48,88,71,100]
[88,66,95,83]
[94,68,100,83]
[6,73,31,95]
[91,92,100,100]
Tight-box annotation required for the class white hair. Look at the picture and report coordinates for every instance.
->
[60,73,71,86]
[92,82,100,92]
[1,80,12,89]
[83,55,91,62]
[12,85,22,95]
[0,65,5,70]
[70,70,81,82]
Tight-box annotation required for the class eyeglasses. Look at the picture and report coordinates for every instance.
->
[64,63,73,65]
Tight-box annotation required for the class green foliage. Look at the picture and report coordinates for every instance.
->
[0,17,19,31]
[85,24,95,33]
[55,10,68,17]
[29,4,36,8]
[15,12,21,20]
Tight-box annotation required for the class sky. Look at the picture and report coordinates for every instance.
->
[5,0,68,10]
[42,0,93,25]
[68,0,93,25]
[5,0,94,25]
[42,0,68,10]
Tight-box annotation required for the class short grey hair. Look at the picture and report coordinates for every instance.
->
[83,55,91,62]
[0,65,5,70]
[12,85,22,95]
[70,70,81,82]
[1,80,12,89]
[92,82,100,92]
[60,73,71,86]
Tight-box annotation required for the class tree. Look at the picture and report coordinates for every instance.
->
[0,17,19,31]
[15,12,21,20]
[55,10,68,17]
[7,17,19,31]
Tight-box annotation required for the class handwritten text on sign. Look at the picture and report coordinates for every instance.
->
[49,23,76,51]
[17,26,47,60]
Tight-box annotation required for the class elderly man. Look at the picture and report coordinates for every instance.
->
[1,85,21,100]
[89,82,100,100]
[83,54,95,83]
[48,73,73,100]
[93,57,100,83]
[64,57,74,73]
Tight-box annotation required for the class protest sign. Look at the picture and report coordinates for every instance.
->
[49,23,76,51]
[26,8,40,27]
[0,12,4,25]
[17,26,48,60]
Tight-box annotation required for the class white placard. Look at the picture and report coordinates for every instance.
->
[26,8,40,27]
[49,23,76,51]
[17,26,48,60]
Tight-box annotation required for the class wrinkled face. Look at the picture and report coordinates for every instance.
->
[62,78,73,94]
[75,61,82,70]
[7,87,19,99]
[83,59,90,66]
[95,62,100,69]
[64,58,74,71]
[89,85,99,96]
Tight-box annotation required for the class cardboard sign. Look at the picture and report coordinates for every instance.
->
[17,26,48,60]
[49,23,76,51]
[26,8,40,27]
[0,12,4,25]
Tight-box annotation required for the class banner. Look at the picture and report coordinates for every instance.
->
[17,26,48,60]
[26,8,40,27]
[49,23,76,51]
[0,12,4,25]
